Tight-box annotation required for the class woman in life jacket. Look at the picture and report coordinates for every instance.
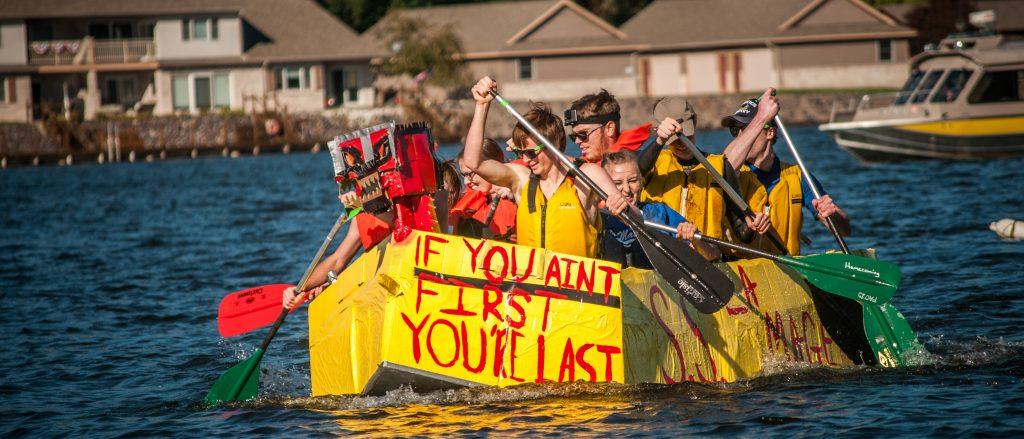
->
[463,76,628,259]
[451,138,517,241]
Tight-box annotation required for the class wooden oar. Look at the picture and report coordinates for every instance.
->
[668,133,791,255]
[489,90,733,314]
[205,209,355,406]
[643,221,899,305]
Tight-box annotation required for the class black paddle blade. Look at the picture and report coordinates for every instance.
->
[636,228,734,313]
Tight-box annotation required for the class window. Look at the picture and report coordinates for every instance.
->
[279,66,311,90]
[0,77,6,102]
[910,70,945,103]
[89,22,135,39]
[878,39,892,62]
[172,72,230,111]
[28,23,53,41]
[517,57,533,80]
[172,75,189,110]
[931,69,973,103]
[344,70,358,102]
[968,69,1024,104]
[182,18,219,41]
[103,77,138,106]
[894,71,924,105]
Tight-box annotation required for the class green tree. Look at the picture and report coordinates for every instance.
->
[373,14,468,89]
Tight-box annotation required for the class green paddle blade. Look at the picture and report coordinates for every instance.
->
[787,253,900,305]
[205,348,262,406]
[862,303,930,368]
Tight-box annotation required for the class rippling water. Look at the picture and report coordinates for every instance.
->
[2,126,1023,436]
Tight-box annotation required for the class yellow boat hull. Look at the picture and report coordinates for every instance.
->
[308,231,863,396]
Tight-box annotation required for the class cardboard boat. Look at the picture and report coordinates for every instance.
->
[306,230,926,396]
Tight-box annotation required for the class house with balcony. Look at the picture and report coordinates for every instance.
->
[0,0,385,123]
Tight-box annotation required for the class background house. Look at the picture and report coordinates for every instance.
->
[623,0,916,96]
[0,0,384,123]
[370,0,644,100]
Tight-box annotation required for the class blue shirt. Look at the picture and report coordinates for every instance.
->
[747,158,827,219]
[601,202,687,269]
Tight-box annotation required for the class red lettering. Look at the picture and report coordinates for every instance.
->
[463,238,486,274]
[483,246,510,284]
[491,325,508,378]
[539,295,554,332]
[597,265,621,304]
[575,260,596,294]
[535,334,547,383]
[416,278,439,313]
[737,265,760,308]
[426,318,459,368]
[481,285,503,323]
[505,287,531,329]
[788,315,804,362]
[510,247,536,282]
[400,312,430,364]
[544,257,562,288]
[596,345,622,381]
[802,311,821,365]
[508,330,525,383]
[422,235,448,266]
[560,258,577,289]
[415,235,421,265]
[460,321,487,373]
[575,343,597,382]
[440,286,476,317]
[558,339,576,382]
[651,285,685,384]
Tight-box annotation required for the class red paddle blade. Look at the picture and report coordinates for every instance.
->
[217,284,299,337]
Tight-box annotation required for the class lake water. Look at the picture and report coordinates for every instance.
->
[2,126,1023,436]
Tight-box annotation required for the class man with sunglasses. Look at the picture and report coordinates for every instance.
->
[464,76,628,259]
[721,92,851,256]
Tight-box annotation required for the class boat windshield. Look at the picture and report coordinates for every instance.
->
[931,69,973,103]
[968,69,1024,104]
[910,70,945,103]
[894,71,925,105]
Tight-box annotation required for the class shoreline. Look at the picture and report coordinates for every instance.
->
[1,91,869,168]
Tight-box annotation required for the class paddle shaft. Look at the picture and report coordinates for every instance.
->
[644,220,892,291]
[669,133,790,255]
[773,116,850,254]
[489,90,721,306]
[224,211,349,402]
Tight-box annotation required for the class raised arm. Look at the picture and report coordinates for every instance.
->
[723,88,779,172]
[466,77,521,191]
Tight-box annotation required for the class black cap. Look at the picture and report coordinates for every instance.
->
[720,99,759,129]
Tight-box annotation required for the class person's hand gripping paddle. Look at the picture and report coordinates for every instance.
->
[206,208,358,406]
[489,90,733,313]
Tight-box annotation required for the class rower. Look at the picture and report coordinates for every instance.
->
[640,97,768,246]
[722,89,852,255]
[463,76,628,258]
[451,139,517,242]
[564,89,661,168]
[601,150,720,268]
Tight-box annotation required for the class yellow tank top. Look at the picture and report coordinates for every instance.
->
[742,163,804,255]
[641,150,728,239]
[516,175,599,258]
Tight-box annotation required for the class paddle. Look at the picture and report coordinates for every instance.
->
[205,209,355,406]
[773,116,850,254]
[217,284,297,338]
[489,90,733,314]
[774,115,915,366]
[667,132,791,255]
[643,221,899,305]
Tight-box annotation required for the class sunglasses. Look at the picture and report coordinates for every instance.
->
[570,126,602,143]
[511,145,544,160]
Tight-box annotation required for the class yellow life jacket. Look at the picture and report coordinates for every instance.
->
[516,174,599,258]
[641,150,728,239]
[742,162,804,255]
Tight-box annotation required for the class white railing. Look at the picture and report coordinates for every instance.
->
[857,92,898,110]
[28,37,155,66]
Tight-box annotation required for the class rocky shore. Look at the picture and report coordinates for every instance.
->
[0,91,863,167]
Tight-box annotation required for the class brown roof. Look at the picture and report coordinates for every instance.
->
[623,0,914,51]
[0,0,385,61]
[368,0,637,58]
